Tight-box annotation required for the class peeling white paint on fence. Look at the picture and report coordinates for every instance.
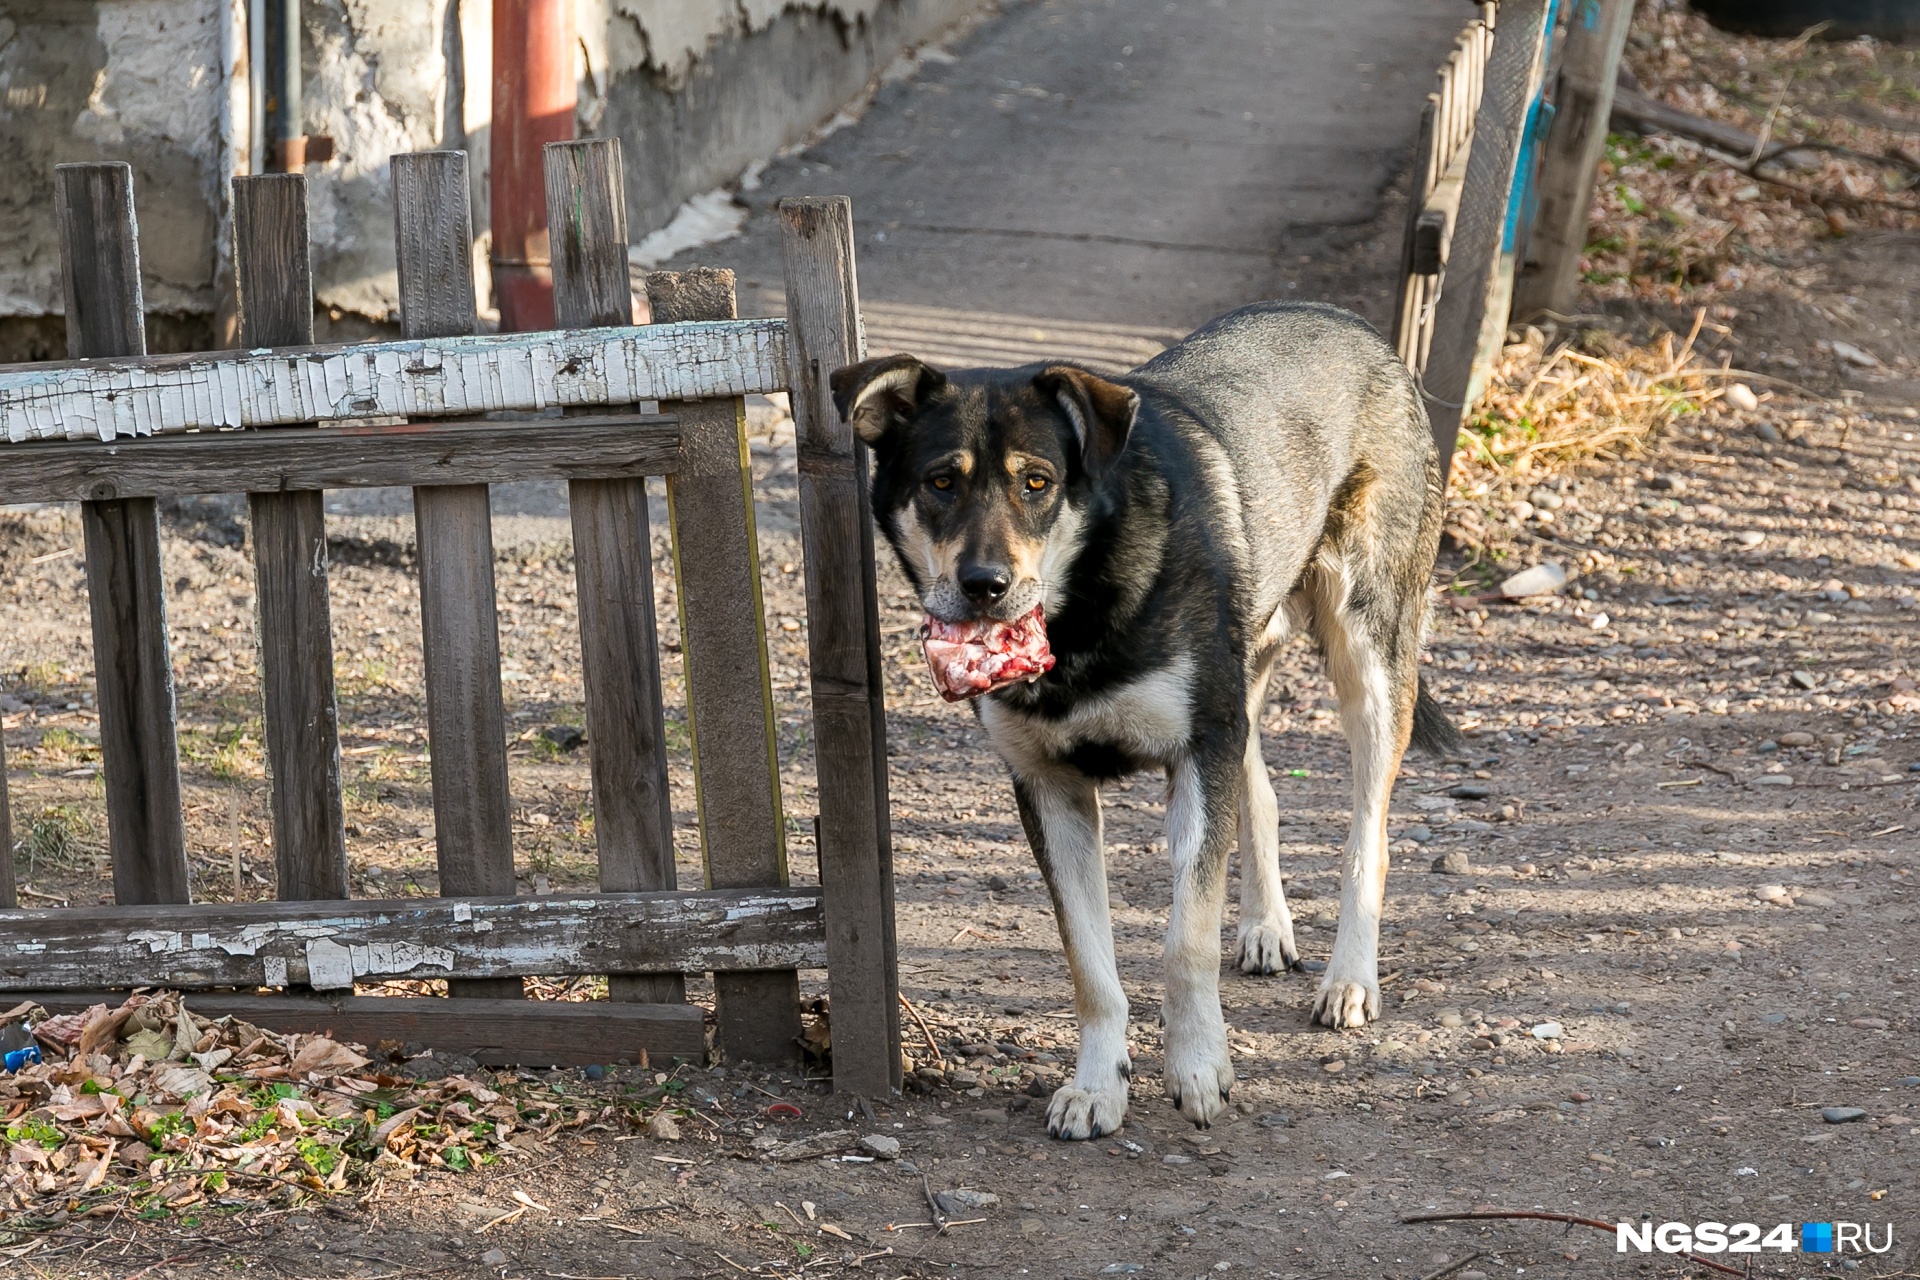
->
[0,888,827,990]
[0,319,791,443]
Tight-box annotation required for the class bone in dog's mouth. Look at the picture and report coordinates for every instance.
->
[921,606,1055,701]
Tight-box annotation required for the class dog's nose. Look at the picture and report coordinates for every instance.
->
[958,564,1011,604]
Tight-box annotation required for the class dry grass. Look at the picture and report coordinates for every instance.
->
[1445,311,1739,555]
[1457,310,1726,479]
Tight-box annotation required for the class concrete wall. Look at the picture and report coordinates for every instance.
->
[0,0,976,360]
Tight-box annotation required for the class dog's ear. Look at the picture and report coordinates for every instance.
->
[829,354,946,446]
[1036,365,1138,479]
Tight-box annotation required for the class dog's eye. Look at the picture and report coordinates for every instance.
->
[930,475,953,491]
[1025,475,1049,492]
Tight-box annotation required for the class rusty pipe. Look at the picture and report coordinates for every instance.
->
[491,0,575,331]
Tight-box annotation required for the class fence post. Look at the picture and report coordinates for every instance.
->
[232,173,349,901]
[1511,0,1634,321]
[391,150,522,1000]
[1419,0,1554,485]
[0,745,13,910]
[543,137,683,1006]
[646,265,800,1063]
[54,162,191,907]
[778,196,902,1098]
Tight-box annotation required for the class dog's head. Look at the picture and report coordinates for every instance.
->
[830,355,1138,624]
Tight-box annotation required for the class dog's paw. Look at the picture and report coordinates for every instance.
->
[1046,1082,1129,1140]
[1235,919,1298,976]
[1310,975,1380,1028]
[1162,1040,1234,1129]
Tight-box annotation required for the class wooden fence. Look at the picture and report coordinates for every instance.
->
[1392,3,1498,376]
[0,141,903,1095]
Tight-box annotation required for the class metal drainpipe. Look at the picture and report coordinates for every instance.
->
[263,0,303,172]
[491,0,575,332]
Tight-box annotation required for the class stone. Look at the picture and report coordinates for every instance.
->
[1778,731,1816,747]
[1448,783,1491,800]
[480,1249,509,1266]
[938,1188,1000,1211]
[1832,340,1880,368]
[859,1134,902,1159]
[1798,891,1837,908]
[1648,474,1686,493]
[646,1113,683,1142]
[1257,1112,1294,1128]
[1755,884,1792,906]
[1499,561,1568,598]
[1750,774,1794,788]
[1725,383,1760,412]
[1848,1018,1889,1031]
[1754,422,1781,443]
[1530,1022,1565,1040]
[1322,1059,1346,1074]
[1822,1107,1869,1124]
[1403,824,1433,844]
[1431,850,1471,876]
[987,874,1011,891]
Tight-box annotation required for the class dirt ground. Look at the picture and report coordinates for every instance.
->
[8,9,1920,1280]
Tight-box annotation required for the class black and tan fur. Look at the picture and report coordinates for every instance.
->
[832,302,1459,1140]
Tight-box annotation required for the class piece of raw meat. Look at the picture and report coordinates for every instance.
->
[920,605,1055,701]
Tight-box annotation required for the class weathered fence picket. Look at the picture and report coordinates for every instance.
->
[0,142,899,1090]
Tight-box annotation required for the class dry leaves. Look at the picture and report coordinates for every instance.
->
[0,992,556,1221]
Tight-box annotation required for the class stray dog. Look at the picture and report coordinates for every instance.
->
[831,302,1459,1139]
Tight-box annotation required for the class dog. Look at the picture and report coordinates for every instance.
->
[831,301,1459,1140]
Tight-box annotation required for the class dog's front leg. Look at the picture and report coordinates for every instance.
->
[1013,771,1131,1140]
[1162,751,1238,1128]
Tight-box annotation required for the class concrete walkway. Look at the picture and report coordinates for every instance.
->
[671,0,1466,370]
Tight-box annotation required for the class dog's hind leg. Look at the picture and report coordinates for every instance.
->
[1162,749,1240,1127]
[1013,771,1132,1140]
[1235,666,1300,975]
[1303,564,1420,1030]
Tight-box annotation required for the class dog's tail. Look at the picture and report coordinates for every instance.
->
[1409,677,1464,759]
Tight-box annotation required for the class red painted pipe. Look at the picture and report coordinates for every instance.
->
[491,0,574,331]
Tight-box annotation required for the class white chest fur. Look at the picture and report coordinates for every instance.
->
[979,654,1195,776]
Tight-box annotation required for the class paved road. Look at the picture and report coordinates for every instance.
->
[674,0,1467,369]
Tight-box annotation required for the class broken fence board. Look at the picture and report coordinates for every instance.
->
[0,415,682,505]
[0,887,826,992]
[16,993,708,1067]
[0,320,790,443]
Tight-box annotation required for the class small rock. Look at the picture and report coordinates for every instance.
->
[1725,383,1760,412]
[1848,1018,1889,1031]
[987,874,1011,892]
[1258,1112,1294,1128]
[583,1064,606,1082]
[1832,340,1881,368]
[1448,783,1490,800]
[1790,670,1820,690]
[1403,824,1433,844]
[1499,561,1568,598]
[1100,1265,1146,1275]
[647,1113,683,1142]
[480,1248,509,1267]
[1736,529,1766,548]
[1822,1106,1869,1124]
[1530,1022,1564,1040]
[938,1188,1000,1211]
[1431,850,1471,876]
[1322,1059,1346,1075]
[1778,731,1815,747]
[1754,422,1782,443]
[859,1134,902,1160]
[1750,774,1794,788]
[1755,884,1793,906]
[1898,1077,1920,1088]
[1437,1011,1465,1029]
[1647,474,1686,493]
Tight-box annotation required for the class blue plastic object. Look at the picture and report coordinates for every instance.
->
[3,1046,41,1072]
